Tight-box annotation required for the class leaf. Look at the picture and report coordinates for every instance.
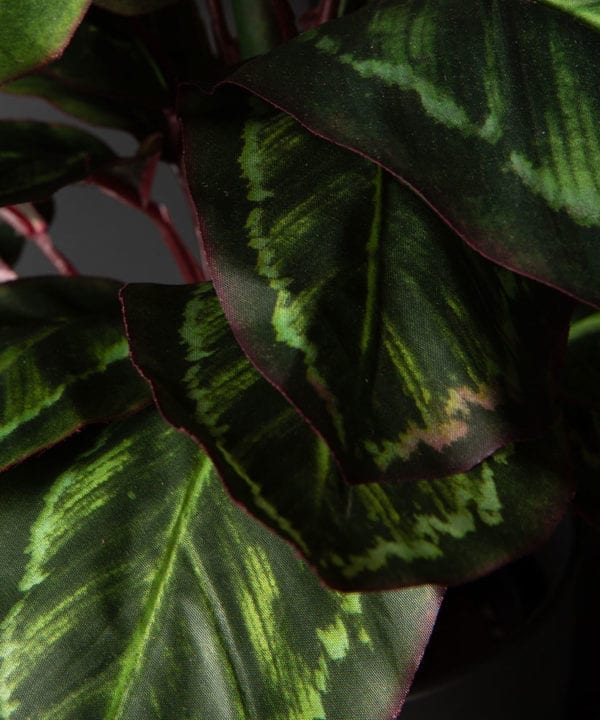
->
[181,93,571,485]
[0,277,150,471]
[0,0,90,85]
[122,282,572,589]
[93,0,179,15]
[3,9,170,138]
[231,0,284,58]
[0,226,23,269]
[561,312,600,523]
[0,122,114,206]
[0,407,442,719]
[229,0,600,307]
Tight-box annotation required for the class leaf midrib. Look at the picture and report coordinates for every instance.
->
[104,455,212,719]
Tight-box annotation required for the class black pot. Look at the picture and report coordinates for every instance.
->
[399,518,577,719]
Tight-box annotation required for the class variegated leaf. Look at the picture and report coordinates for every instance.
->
[0,0,90,85]
[0,408,442,719]
[181,94,571,485]
[0,277,150,471]
[122,282,572,590]
[230,0,600,307]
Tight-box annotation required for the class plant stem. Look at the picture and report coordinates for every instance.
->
[0,259,17,282]
[91,174,205,284]
[271,0,298,41]
[0,205,78,276]
[231,0,280,58]
[205,0,240,65]
[300,0,341,29]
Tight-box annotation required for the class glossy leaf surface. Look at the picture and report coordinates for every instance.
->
[0,0,90,85]
[0,408,442,719]
[0,122,114,206]
[182,95,571,484]
[231,0,600,306]
[3,9,169,138]
[122,282,572,589]
[0,278,150,471]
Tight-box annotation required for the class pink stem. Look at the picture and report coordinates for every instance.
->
[147,202,205,284]
[205,0,240,65]
[0,205,78,277]
[0,259,17,282]
[91,174,205,284]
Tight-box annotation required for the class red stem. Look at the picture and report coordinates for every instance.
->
[271,0,298,41]
[91,173,205,284]
[205,0,240,65]
[0,205,78,277]
[302,0,340,28]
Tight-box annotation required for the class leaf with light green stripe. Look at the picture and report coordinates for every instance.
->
[0,122,114,206]
[181,93,571,485]
[0,0,90,85]
[122,282,572,589]
[0,407,442,719]
[0,277,150,471]
[230,0,600,307]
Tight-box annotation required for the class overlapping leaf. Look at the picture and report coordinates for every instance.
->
[230,0,600,307]
[122,282,572,589]
[181,94,571,485]
[3,9,170,138]
[0,408,441,719]
[0,277,150,471]
[0,1,90,85]
[0,122,114,206]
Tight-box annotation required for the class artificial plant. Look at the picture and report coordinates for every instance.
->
[0,0,597,717]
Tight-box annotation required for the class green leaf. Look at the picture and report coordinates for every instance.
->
[0,0,90,85]
[0,407,442,719]
[0,121,114,206]
[93,0,179,15]
[122,282,572,589]
[230,0,600,307]
[181,93,571,485]
[0,277,150,471]
[3,9,169,138]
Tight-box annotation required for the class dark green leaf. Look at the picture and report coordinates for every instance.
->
[93,0,179,15]
[0,122,114,206]
[0,225,23,269]
[230,0,600,306]
[0,277,150,471]
[0,408,442,719]
[122,282,572,589]
[3,9,170,137]
[0,1,90,85]
[562,312,600,523]
[232,0,283,58]
[181,93,571,484]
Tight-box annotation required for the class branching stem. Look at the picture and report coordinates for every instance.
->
[0,205,78,277]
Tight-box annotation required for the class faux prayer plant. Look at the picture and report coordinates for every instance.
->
[0,0,597,717]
